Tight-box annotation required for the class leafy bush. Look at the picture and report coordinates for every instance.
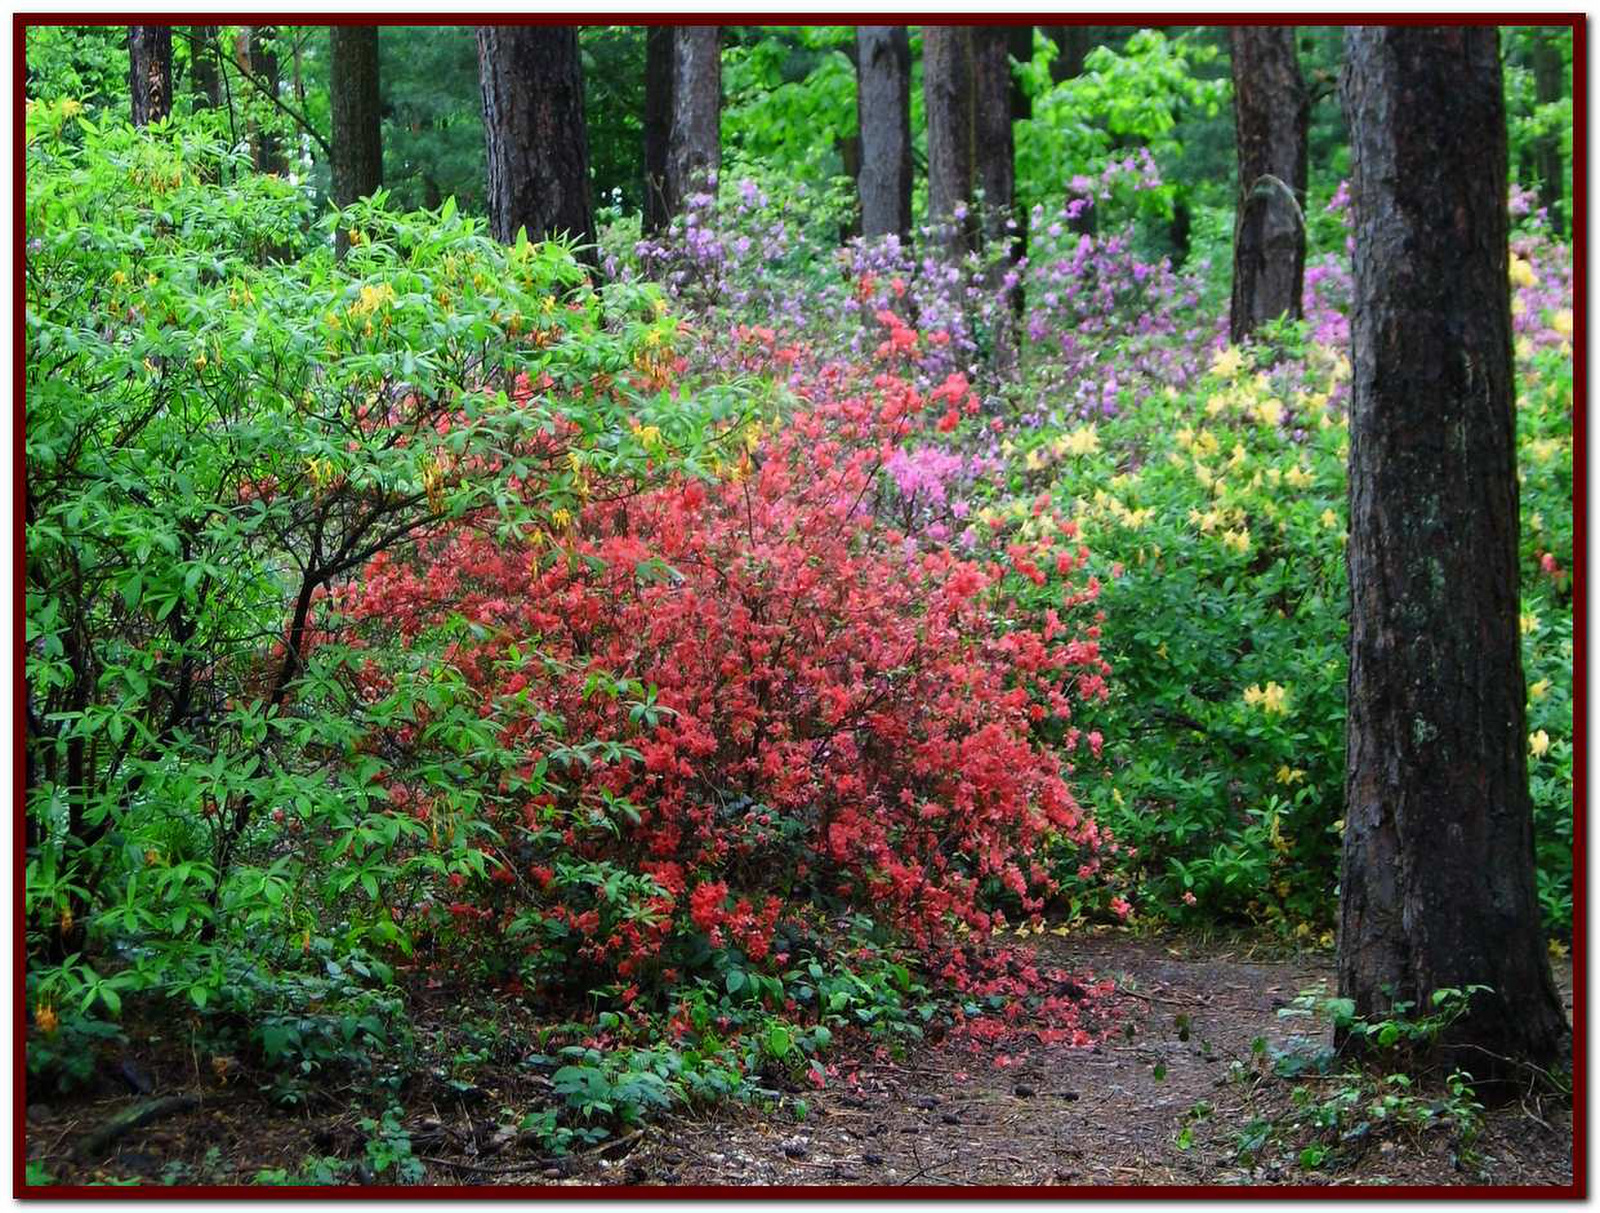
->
[336,313,1111,992]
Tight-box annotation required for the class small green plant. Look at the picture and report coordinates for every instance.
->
[1229,985,1489,1174]
[360,1105,423,1184]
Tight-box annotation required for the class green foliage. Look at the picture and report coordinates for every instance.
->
[25,107,712,1021]
[381,27,487,214]
[25,25,130,113]
[25,1004,127,1097]
[1017,29,1228,227]
[1228,986,1489,1174]
[583,26,647,215]
[723,27,859,194]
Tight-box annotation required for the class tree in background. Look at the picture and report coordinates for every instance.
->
[855,26,912,240]
[236,27,287,174]
[1339,25,1568,1076]
[1530,27,1568,235]
[923,25,975,254]
[188,26,220,110]
[330,26,382,256]
[971,27,1016,247]
[476,25,596,264]
[1228,26,1307,343]
[127,26,171,126]
[643,25,675,233]
[665,26,721,218]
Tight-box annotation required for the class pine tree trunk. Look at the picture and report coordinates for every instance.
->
[128,26,172,126]
[642,25,675,235]
[923,25,975,256]
[665,26,721,218]
[331,27,383,256]
[189,26,220,110]
[971,28,1015,248]
[1229,26,1307,344]
[476,25,596,266]
[1339,25,1569,1078]
[855,26,912,241]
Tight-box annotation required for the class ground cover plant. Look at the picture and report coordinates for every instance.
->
[24,23,1573,1189]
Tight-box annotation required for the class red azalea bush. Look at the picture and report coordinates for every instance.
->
[334,325,1112,994]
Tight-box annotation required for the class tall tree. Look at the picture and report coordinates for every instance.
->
[237,27,287,174]
[1042,24,1095,83]
[855,26,912,240]
[665,26,721,219]
[128,25,172,126]
[1229,27,1308,344]
[1339,25,1569,1076]
[189,26,220,110]
[331,27,383,257]
[971,27,1016,248]
[476,26,596,265]
[923,25,975,254]
[1530,28,1567,236]
[642,25,675,234]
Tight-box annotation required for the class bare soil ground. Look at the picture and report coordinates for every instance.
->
[25,931,1574,1191]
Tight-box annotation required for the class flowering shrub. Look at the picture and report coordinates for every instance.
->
[337,319,1112,992]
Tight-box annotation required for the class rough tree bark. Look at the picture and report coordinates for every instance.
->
[189,26,220,110]
[331,27,383,256]
[476,26,596,266]
[971,27,1016,249]
[1229,26,1307,344]
[855,26,912,241]
[128,26,172,127]
[1339,25,1569,1078]
[665,26,721,219]
[642,25,675,235]
[923,25,975,255]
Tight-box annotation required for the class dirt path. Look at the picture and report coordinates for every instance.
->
[27,933,1574,1190]
[556,934,1574,1189]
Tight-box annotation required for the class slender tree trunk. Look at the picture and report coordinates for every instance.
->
[1229,26,1307,344]
[476,25,597,266]
[856,25,913,241]
[1044,24,1094,83]
[923,25,975,255]
[189,26,220,109]
[1339,25,1568,1078]
[665,26,721,219]
[642,25,675,235]
[237,27,287,175]
[971,28,1015,248]
[128,26,172,126]
[331,27,383,257]
[1531,29,1567,236]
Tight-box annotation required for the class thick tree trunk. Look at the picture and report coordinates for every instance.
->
[1531,29,1567,236]
[665,26,721,218]
[923,25,975,255]
[476,26,596,266]
[128,26,172,126]
[331,27,383,256]
[1339,25,1568,1078]
[1229,26,1307,344]
[189,26,220,110]
[642,25,675,235]
[855,26,913,241]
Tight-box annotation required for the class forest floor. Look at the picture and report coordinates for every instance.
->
[26,931,1574,1191]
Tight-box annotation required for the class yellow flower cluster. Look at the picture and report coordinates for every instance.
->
[1242,681,1290,714]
